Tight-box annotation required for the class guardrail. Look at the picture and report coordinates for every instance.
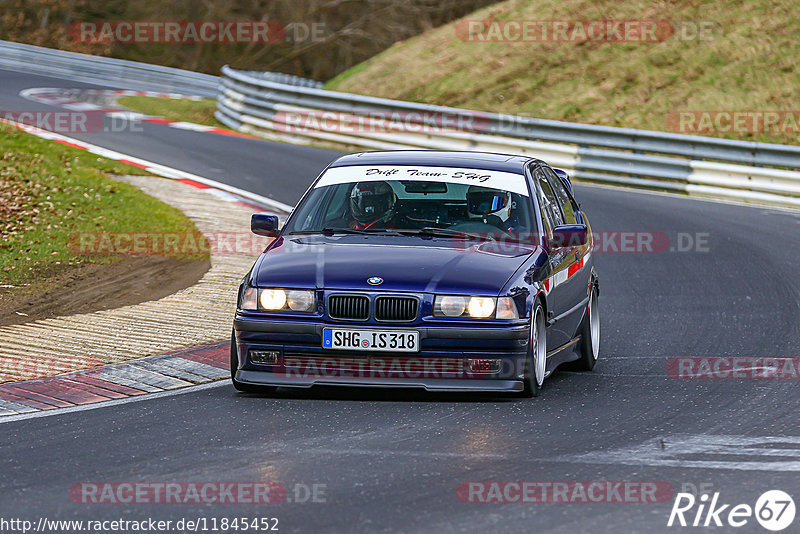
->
[0,40,322,100]
[1,42,798,209]
[0,40,219,96]
[216,65,800,209]
[0,41,322,97]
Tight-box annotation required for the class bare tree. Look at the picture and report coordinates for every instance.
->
[0,0,497,79]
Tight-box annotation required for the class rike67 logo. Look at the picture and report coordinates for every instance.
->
[668,490,795,531]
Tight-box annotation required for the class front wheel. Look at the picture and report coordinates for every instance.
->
[569,289,600,371]
[521,303,547,397]
[230,329,277,394]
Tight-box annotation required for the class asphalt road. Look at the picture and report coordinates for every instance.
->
[2,69,800,533]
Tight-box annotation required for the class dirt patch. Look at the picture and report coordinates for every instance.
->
[0,255,210,326]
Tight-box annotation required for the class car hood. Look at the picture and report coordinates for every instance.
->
[253,235,538,295]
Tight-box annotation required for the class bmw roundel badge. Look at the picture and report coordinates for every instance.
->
[367,277,383,286]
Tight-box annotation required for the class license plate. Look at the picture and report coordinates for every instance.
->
[323,328,419,352]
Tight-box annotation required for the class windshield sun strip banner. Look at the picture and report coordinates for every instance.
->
[315,166,530,197]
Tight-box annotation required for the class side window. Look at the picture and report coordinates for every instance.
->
[544,167,577,225]
[534,168,564,229]
[290,188,328,231]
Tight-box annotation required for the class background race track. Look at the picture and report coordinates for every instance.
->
[2,69,800,533]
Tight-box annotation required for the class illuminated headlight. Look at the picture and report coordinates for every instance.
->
[261,289,316,312]
[467,297,495,318]
[241,288,316,312]
[260,289,287,310]
[433,296,519,319]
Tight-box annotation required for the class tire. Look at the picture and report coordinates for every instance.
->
[521,303,547,397]
[568,289,600,372]
[230,329,277,394]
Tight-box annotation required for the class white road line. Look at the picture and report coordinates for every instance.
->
[169,121,215,132]
[559,434,800,472]
[105,111,147,121]
[61,102,100,111]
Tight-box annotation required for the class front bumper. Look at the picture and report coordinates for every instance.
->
[233,316,529,392]
[235,371,523,392]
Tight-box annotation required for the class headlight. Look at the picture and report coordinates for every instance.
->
[467,297,495,318]
[260,289,287,310]
[244,288,316,312]
[437,296,467,317]
[286,290,315,311]
[434,296,518,319]
[239,285,258,310]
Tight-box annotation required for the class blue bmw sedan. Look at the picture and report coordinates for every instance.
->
[232,151,599,396]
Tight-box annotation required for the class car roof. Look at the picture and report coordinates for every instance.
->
[328,150,544,174]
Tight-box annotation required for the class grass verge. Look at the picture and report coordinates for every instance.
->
[118,95,355,152]
[326,0,800,146]
[117,96,223,128]
[0,123,206,292]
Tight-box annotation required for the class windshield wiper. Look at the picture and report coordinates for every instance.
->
[397,227,494,241]
[287,227,366,236]
[289,227,402,236]
[358,228,404,236]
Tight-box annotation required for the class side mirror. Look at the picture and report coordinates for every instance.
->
[553,168,573,193]
[251,213,280,237]
[551,224,588,248]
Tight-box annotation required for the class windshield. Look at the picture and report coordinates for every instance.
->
[284,175,534,239]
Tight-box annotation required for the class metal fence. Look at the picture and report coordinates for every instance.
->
[0,40,220,96]
[217,65,800,209]
[0,41,323,97]
[1,41,798,209]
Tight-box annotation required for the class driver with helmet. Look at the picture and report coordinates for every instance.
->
[466,185,520,232]
[349,181,397,229]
